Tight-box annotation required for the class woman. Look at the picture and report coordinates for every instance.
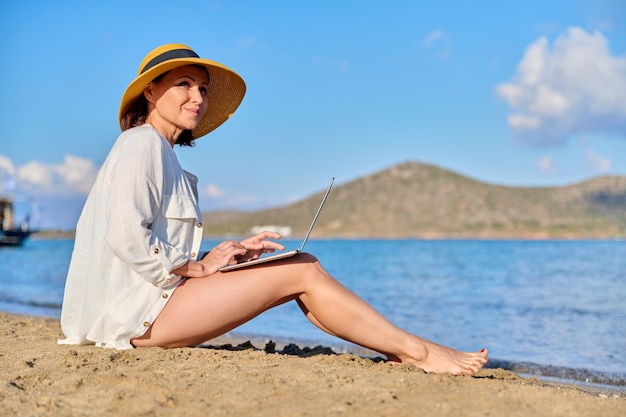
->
[60,44,488,375]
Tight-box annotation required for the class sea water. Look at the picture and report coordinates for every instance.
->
[1,238,624,388]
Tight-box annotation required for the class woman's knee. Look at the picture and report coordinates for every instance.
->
[297,252,319,264]
[292,252,334,284]
[278,252,321,272]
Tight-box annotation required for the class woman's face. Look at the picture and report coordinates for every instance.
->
[145,65,210,137]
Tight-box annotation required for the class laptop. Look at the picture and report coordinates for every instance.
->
[219,178,334,272]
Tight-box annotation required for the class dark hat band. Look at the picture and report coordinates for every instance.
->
[140,48,200,74]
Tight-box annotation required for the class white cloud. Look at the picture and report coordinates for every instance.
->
[509,114,541,129]
[205,183,224,198]
[0,155,17,194]
[496,27,626,146]
[0,154,98,229]
[421,30,450,60]
[202,183,259,208]
[585,150,612,174]
[537,156,558,174]
[17,161,54,188]
[11,155,98,196]
[422,30,444,47]
[57,155,98,194]
[0,154,16,178]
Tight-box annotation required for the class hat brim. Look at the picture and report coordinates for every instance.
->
[119,57,246,139]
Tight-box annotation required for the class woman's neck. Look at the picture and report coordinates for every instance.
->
[145,115,181,148]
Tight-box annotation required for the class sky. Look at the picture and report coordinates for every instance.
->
[1,0,625,230]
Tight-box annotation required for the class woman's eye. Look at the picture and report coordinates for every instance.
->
[199,87,208,97]
[178,81,190,88]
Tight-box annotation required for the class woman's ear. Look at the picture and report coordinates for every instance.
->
[144,84,154,103]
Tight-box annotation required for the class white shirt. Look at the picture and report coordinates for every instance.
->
[59,125,203,350]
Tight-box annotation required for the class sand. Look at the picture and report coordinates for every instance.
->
[1,313,623,417]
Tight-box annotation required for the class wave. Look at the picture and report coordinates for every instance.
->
[486,359,625,389]
[0,295,62,310]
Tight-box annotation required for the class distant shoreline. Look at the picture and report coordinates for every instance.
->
[29,230,626,241]
[31,230,75,240]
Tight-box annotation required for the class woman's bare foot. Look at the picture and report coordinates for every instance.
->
[388,337,489,376]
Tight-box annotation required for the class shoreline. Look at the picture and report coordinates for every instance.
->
[3,308,625,391]
[209,329,626,391]
[1,313,624,416]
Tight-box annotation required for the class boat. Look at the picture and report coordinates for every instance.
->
[0,197,32,246]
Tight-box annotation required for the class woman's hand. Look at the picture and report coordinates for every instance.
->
[172,232,284,278]
[186,231,285,277]
[234,231,285,263]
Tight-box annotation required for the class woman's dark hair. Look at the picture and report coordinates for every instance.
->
[119,68,207,147]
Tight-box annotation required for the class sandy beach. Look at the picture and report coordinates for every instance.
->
[1,312,623,417]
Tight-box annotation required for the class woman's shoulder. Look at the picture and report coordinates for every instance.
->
[119,125,163,143]
[114,125,169,154]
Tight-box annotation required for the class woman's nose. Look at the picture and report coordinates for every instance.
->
[190,87,204,103]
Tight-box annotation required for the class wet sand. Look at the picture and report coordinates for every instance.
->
[1,312,623,416]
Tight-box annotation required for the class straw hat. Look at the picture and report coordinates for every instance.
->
[119,43,246,139]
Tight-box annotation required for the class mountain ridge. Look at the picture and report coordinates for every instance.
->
[202,161,626,238]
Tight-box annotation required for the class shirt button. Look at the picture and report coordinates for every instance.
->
[196,223,202,228]
[143,321,150,327]
[162,293,169,299]
[191,252,196,258]
[153,247,159,254]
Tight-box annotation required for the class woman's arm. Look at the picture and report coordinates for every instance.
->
[103,132,189,287]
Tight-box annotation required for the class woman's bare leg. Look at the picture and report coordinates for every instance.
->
[132,253,488,375]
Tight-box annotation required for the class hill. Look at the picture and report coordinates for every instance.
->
[201,161,626,238]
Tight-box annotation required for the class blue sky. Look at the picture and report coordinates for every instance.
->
[1,0,625,230]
